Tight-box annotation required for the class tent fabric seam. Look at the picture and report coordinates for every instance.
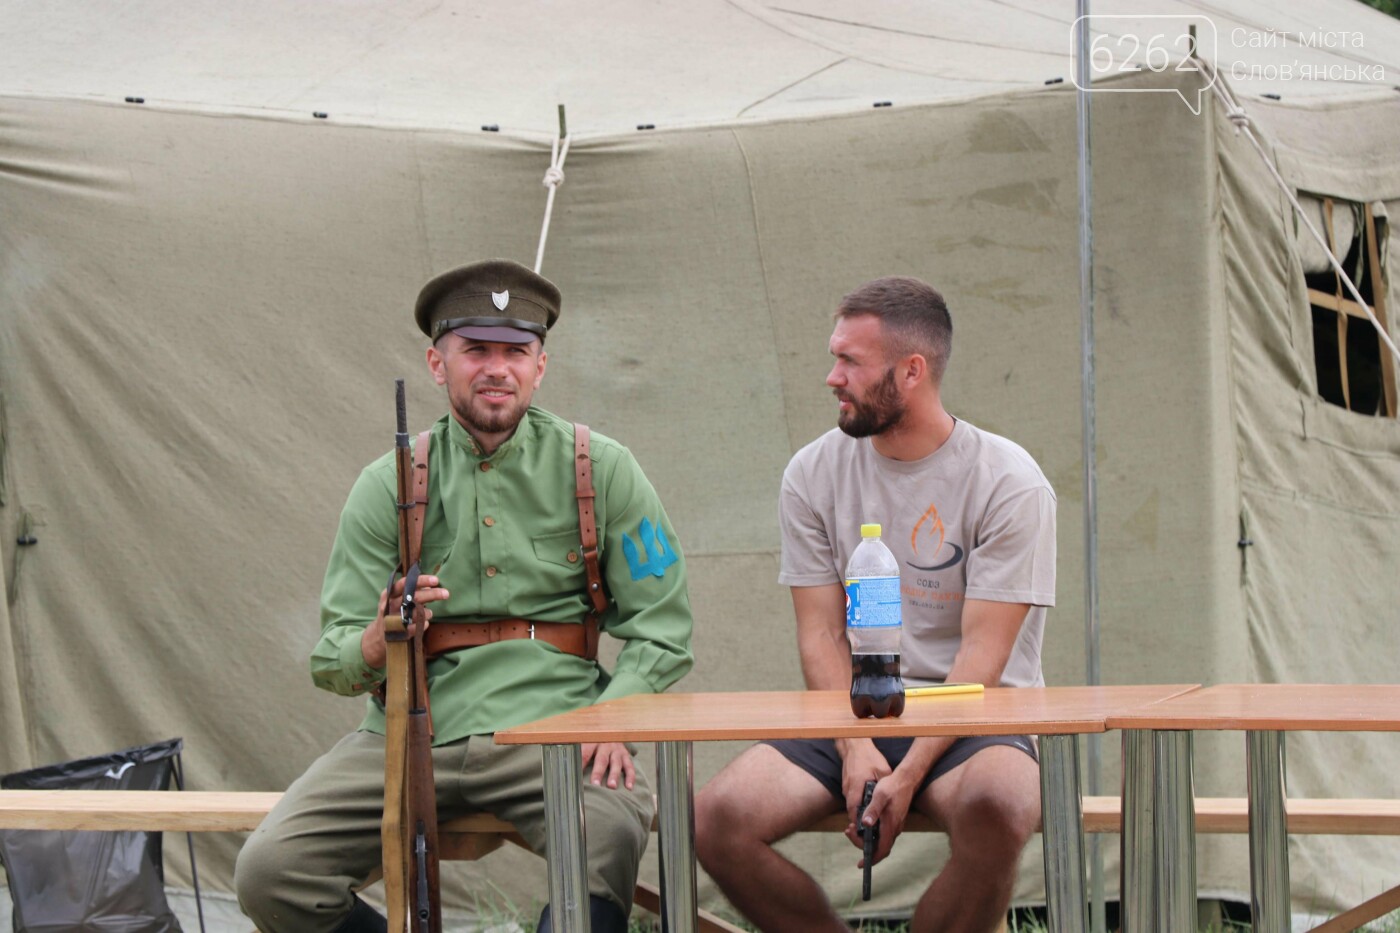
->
[736,57,849,118]
[719,0,1027,83]
[1239,475,1400,522]
[727,127,797,456]
[4,71,1320,145]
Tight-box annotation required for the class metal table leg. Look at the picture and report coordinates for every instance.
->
[1153,730,1196,933]
[542,743,591,933]
[1247,730,1290,933]
[656,740,697,933]
[1119,730,1155,933]
[1040,734,1088,933]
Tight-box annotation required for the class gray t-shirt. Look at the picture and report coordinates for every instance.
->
[779,418,1056,688]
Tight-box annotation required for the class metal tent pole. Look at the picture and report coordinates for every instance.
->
[1074,4,1105,932]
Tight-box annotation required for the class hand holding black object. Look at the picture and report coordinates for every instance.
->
[858,779,879,901]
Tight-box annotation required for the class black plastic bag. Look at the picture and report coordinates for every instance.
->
[0,738,185,933]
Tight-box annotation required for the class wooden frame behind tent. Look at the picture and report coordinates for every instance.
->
[1307,197,1396,418]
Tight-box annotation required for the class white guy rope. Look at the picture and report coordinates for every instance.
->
[534,132,572,274]
[1199,57,1399,367]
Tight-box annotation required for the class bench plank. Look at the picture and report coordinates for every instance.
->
[0,790,282,831]
[804,796,1400,836]
[5,790,1400,837]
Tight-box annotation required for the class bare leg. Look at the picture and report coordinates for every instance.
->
[911,745,1041,933]
[696,745,848,933]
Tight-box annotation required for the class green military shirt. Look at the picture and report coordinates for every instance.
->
[311,407,694,744]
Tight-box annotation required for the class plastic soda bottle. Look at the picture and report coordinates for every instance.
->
[845,523,905,718]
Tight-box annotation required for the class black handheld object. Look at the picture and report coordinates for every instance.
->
[858,779,879,901]
[401,562,421,627]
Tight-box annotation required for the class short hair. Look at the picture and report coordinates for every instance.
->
[835,276,953,381]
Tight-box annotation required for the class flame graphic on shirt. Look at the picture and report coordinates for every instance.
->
[912,503,946,557]
[909,502,964,572]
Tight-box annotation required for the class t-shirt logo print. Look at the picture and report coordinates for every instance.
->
[621,517,679,581]
[908,502,965,572]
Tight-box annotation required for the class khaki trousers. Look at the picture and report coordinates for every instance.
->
[234,730,653,933]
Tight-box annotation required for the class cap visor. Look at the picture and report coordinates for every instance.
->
[450,325,541,345]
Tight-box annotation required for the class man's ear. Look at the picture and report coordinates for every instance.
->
[426,343,447,386]
[534,348,548,389]
[900,352,928,389]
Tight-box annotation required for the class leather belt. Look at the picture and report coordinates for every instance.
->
[423,618,600,661]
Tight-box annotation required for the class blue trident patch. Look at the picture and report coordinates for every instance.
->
[621,518,679,581]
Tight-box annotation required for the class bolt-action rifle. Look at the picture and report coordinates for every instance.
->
[381,378,441,933]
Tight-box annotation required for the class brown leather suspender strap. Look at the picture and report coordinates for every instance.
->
[575,423,607,659]
[411,424,608,664]
[575,423,606,616]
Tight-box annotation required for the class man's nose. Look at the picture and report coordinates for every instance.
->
[826,365,843,387]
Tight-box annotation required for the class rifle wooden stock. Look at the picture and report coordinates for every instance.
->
[384,380,441,933]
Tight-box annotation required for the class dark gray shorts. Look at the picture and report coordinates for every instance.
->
[762,734,1038,802]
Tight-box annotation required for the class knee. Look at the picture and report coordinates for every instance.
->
[583,787,651,862]
[950,786,1040,856]
[694,785,751,869]
[693,790,722,866]
[233,828,282,916]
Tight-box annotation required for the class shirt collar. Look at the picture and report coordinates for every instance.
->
[446,407,532,461]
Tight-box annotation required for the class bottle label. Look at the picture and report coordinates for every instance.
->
[845,575,901,628]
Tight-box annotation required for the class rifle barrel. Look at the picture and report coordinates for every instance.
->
[395,378,408,443]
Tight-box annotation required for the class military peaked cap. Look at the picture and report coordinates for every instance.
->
[415,259,561,344]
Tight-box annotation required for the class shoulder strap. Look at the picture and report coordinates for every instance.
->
[574,424,610,629]
[409,430,431,567]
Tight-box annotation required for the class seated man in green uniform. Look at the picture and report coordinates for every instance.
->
[235,259,694,933]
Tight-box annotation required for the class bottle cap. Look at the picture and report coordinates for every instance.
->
[860,523,882,537]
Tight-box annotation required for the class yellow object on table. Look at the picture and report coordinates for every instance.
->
[904,683,985,698]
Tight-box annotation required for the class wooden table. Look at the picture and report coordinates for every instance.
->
[496,684,1199,933]
[1107,684,1400,933]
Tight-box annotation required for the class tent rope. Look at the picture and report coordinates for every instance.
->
[534,131,571,274]
[1198,57,1399,367]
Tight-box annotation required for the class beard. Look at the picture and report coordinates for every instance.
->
[449,380,532,438]
[837,366,905,438]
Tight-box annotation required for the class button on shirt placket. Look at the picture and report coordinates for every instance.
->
[477,454,505,601]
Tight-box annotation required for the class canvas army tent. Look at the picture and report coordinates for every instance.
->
[3,0,1400,925]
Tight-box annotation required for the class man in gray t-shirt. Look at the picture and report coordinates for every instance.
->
[696,276,1056,933]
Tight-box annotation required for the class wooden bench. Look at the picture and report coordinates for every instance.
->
[4,790,1399,931]
[9,789,1400,835]
[0,789,746,933]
